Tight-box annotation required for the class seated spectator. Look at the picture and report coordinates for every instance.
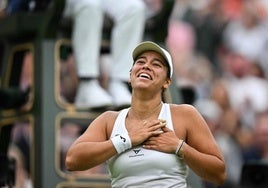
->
[63,0,147,109]
[222,0,268,77]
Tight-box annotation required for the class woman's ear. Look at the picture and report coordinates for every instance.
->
[129,69,132,85]
[163,78,171,89]
[129,68,133,76]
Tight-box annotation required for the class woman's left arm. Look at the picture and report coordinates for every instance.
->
[143,104,226,185]
[176,104,226,185]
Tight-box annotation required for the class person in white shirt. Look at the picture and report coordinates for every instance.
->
[63,0,146,109]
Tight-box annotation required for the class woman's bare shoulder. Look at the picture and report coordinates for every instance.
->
[99,110,122,134]
[101,110,120,119]
[96,110,120,126]
[169,103,197,114]
[169,103,202,127]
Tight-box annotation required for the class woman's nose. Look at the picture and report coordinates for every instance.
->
[142,63,151,70]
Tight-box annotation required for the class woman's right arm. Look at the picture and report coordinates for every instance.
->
[65,111,118,171]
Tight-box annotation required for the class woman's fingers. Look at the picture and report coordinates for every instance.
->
[143,119,166,131]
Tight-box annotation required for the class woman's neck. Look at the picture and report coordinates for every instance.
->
[129,99,163,121]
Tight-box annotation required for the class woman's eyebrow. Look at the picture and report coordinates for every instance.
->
[135,55,146,61]
[136,55,164,64]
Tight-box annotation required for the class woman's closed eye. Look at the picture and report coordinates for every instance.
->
[135,59,146,65]
[152,61,163,68]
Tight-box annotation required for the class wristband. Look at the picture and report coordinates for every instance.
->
[175,139,184,156]
[111,134,132,154]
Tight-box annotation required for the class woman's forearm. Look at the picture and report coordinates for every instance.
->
[65,140,117,171]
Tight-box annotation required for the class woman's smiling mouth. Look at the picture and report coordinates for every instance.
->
[138,73,152,80]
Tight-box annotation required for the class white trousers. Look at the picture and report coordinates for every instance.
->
[63,0,146,81]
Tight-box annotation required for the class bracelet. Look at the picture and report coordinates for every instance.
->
[111,134,132,154]
[175,139,184,156]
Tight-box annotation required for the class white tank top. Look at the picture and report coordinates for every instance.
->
[107,103,188,188]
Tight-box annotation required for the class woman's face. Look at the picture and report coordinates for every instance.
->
[130,51,171,91]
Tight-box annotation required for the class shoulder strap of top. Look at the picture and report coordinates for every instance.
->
[110,108,130,138]
[159,103,174,130]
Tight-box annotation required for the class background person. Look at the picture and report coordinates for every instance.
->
[63,0,146,109]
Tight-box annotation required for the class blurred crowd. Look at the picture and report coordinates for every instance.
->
[167,0,268,187]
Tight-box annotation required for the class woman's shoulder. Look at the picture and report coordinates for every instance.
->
[169,103,197,113]
[100,108,128,126]
[93,110,120,138]
[100,110,120,121]
[168,103,206,138]
[168,103,202,122]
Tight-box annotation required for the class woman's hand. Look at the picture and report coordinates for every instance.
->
[142,126,179,153]
[128,119,166,147]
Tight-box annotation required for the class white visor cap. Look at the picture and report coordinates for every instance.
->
[132,41,173,78]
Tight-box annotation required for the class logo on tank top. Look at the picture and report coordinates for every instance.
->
[129,147,144,158]
[120,135,126,142]
[133,149,140,154]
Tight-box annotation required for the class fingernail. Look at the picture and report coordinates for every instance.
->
[160,122,166,126]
